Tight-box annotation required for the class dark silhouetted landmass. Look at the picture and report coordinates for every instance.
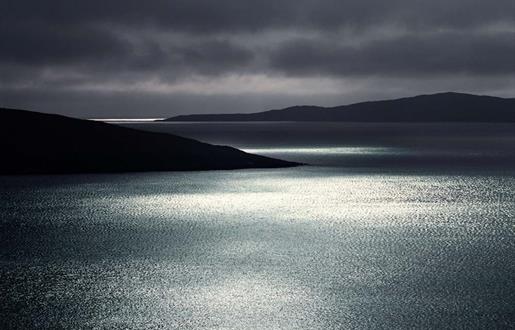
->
[0,108,300,174]
[162,92,515,122]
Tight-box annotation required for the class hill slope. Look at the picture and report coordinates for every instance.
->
[0,108,299,174]
[162,92,515,122]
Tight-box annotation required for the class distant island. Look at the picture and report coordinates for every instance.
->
[162,92,515,122]
[0,109,299,174]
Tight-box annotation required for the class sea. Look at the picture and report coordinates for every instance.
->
[1,122,514,329]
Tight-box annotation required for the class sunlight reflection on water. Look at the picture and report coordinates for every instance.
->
[242,146,397,155]
[1,168,515,328]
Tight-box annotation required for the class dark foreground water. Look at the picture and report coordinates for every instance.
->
[1,123,515,329]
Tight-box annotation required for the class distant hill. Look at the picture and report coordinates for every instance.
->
[162,92,515,122]
[0,108,299,174]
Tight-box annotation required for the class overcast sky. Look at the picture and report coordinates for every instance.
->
[1,0,514,118]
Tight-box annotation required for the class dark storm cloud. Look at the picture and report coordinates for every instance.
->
[1,0,514,116]
[2,0,514,73]
[269,31,515,76]
[0,18,253,75]
[4,0,514,32]
[0,21,129,65]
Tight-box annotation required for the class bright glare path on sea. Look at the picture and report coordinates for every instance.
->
[242,146,394,155]
[1,166,514,328]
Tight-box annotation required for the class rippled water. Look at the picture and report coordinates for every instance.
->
[1,123,515,328]
[122,122,515,168]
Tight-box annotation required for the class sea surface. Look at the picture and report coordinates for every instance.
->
[1,122,515,329]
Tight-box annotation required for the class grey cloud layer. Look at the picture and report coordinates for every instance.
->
[4,0,514,32]
[1,0,514,115]
[270,31,515,76]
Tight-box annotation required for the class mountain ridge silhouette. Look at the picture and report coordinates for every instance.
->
[162,92,515,122]
[0,108,299,174]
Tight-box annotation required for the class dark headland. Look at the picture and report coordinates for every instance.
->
[162,92,515,122]
[0,108,299,174]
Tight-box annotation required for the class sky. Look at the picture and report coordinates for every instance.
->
[1,0,514,118]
